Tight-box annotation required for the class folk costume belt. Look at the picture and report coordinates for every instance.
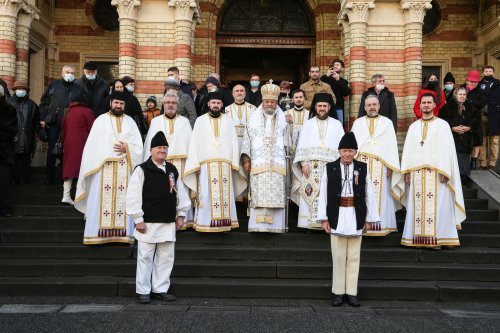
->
[339,197,355,207]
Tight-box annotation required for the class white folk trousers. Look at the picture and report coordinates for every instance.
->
[136,241,175,295]
[330,234,362,296]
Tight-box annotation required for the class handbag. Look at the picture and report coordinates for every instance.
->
[51,132,63,156]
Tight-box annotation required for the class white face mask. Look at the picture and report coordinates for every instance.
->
[445,84,454,92]
[126,85,134,93]
[64,73,75,82]
[208,87,217,93]
[85,74,96,80]
[375,84,385,91]
[15,89,27,98]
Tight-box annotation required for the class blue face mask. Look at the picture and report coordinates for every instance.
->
[126,85,134,93]
[15,89,27,98]
[85,74,96,80]
[64,73,75,82]
[250,81,259,88]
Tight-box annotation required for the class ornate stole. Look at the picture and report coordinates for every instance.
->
[208,161,232,227]
[359,154,383,231]
[299,160,327,225]
[412,168,438,245]
[99,157,128,237]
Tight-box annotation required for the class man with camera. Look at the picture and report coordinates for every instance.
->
[321,59,350,125]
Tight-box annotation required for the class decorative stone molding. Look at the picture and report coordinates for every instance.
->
[168,0,198,22]
[17,10,37,28]
[111,0,141,20]
[338,1,375,24]
[400,0,432,24]
[0,0,39,18]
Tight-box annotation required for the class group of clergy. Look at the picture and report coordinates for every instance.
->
[72,81,466,249]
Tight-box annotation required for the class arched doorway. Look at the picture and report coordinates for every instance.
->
[216,0,316,89]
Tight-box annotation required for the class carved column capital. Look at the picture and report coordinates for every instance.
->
[17,10,38,28]
[168,0,199,21]
[339,0,375,24]
[0,0,25,18]
[400,0,432,24]
[111,0,141,20]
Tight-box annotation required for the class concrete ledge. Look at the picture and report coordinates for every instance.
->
[469,170,500,219]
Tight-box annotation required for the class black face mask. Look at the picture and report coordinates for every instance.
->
[427,81,438,89]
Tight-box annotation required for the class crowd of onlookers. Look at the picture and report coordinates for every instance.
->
[0,60,498,217]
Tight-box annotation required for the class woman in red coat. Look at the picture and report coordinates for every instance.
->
[413,73,447,118]
[61,94,94,205]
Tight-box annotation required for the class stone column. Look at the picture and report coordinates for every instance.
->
[0,0,23,89]
[16,10,39,82]
[168,0,200,80]
[339,0,375,120]
[112,0,141,78]
[401,0,432,124]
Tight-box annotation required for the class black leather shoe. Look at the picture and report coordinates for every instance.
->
[347,295,360,307]
[151,292,176,301]
[331,294,344,307]
[137,294,151,304]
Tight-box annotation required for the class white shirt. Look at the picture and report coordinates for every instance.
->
[126,159,191,243]
[317,162,380,237]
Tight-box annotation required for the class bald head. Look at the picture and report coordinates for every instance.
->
[232,84,246,103]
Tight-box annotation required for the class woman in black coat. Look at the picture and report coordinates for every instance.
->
[443,87,481,180]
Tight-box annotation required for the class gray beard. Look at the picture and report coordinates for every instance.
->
[264,107,277,116]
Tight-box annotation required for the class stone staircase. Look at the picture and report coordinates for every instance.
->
[1,168,500,302]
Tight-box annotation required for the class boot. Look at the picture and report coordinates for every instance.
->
[61,179,74,205]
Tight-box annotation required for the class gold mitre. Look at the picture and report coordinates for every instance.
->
[261,79,280,101]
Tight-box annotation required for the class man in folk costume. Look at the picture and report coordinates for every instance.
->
[126,131,191,304]
[292,93,344,230]
[225,84,256,150]
[241,80,288,233]
[184,91,246,232]
[285,89,311,157]
[401,93,465,248]
[143,91,193,228]
[351,95,404,236]
[318,132,380,307]
[75,91,143,245]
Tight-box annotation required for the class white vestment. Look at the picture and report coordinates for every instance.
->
[292,117,344,229]
[143,114,193,227]
[184,113,246,232]
[351,115,404,236]
[400,117,465,248]
[125,160,191,294]
[225,102,256,150]
[75,112,143,245]
[241,106,288,233]
[285,107,310,155]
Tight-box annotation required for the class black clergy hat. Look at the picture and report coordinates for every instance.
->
[207,91,224,102]
[109,90,128,102]
[83,61,98,70]
[443,72,455,84]
[338,132,358,150]
[150,131,169,148]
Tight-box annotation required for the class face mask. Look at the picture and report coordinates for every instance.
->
[427,81,438,89]
[208,87,217,93]
[444,84,454,92]
[64,74,75,82]
[250,81,259,88]
[126,85,134,93]
[15,90,26,98]
[85,74,96,80]
[375,84,385,91]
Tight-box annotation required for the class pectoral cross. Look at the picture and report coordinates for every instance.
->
[420,140,424,146]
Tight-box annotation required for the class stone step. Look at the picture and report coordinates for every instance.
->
[0,276,499,302]
[2,229,500,247]
[1,243,500,264]
[2,259,500,283]
[11,205,82,217]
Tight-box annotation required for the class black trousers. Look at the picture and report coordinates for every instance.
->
[13,153,31,182]
[0,163,12,211]
[45,126,61,182]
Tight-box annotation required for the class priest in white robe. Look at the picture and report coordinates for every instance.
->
[285,89,311,156]
[351,95,404,236]
[292,93,344,230]
[241,80,288,233]
[401,93,465,248]
[225,84,256,150]
[317,132,380,307]
[75,91,143,245]
[143,91,193,228]
[184,91,246,232]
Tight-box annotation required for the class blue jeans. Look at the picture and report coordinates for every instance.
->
[336,109,344,125]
